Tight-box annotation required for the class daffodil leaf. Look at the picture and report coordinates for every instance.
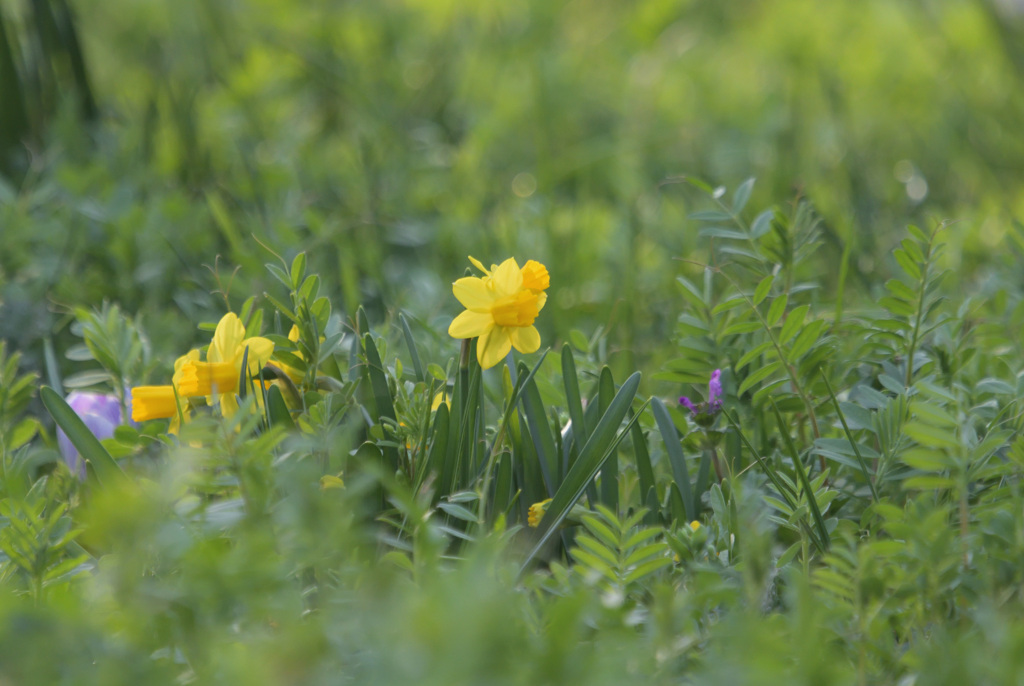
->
[629,407,656,525]
[400,313,425,383]
[519,372,643,575]
[362,333,399,472]
[598,367,618,510]
[520,368,558,496]
[418,402,449,492]
[652,397,695,521]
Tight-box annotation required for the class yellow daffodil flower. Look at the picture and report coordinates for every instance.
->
[178,312,274,417]
[131,349,200,433]
[448,257,550,369]
[528,498,552,528]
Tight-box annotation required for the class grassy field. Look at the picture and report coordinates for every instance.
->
[3,0,1024,683]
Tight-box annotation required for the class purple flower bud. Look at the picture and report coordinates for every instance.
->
[679,397,697,413]
[57,391,128,479]
[709,369,723,405]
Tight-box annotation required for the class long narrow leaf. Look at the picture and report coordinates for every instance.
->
[519,372,643,574]
[629,408,656,523]
[399,313,425,383]
[651,398,695,520]
[598,368,618,509]
[362,333,398,471]
[520,371,558,496]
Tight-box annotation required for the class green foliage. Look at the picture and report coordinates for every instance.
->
[4,0,1024,682]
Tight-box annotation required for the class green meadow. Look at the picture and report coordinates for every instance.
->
[3,0,1024,683]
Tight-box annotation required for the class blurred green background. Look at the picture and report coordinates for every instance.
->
[3,0,1024,377]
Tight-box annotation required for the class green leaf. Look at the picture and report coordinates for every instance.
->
[629,408,656,524]
[904,421,959,449]
[265,384,295,431]
[766,294,788,327]
[41,386,126,486]
[520,373,643,574]
[738,361,783,396]
[750,209,774,238]
[520,366,559,496]
[732,177,755,214]
[363,333,399,471]
[723,320,764,336]
[652,397,694,521]
[778,305,809,345]
[399,313,425,383]
[736,340,775,372]
[598,367,618,509]
[290,252,307,290]
[752,275,774,306]
[562,344,588,454]
[903,476,956,490]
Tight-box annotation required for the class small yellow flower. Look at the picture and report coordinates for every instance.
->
[448,257,550,369]
[179,313,274,417]
[131,349,200,433]
[689,520,701,531]
[528,498,552,528]
[320,474,345,490]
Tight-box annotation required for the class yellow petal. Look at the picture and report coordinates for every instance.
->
[288,325,300,342]
[452,276,495,311]
[477,326,512,369]
[535,291,547,312]
[241,336,275,373]
[521,260,550,292]
[490,258,523,296]
[449,310,494,339]
[172,349,201,384]
[510,325,541,354]
[468,256,490,275]
[210,313,245,364]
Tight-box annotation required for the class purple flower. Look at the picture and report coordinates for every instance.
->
[708,369,722,410]
[679,369,724,426]
[57,391,128,479]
